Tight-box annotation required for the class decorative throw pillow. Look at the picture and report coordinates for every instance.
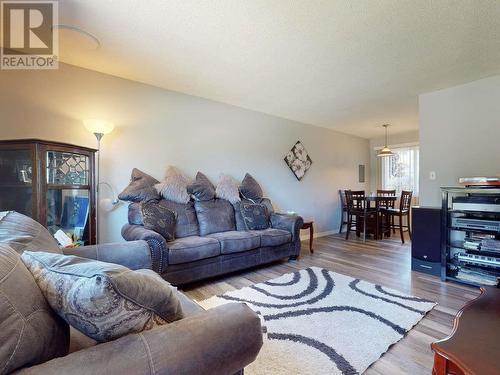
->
[0,211,62,254]
[141,201,176,241]
[118,168,160,203]
[21,251,184,343]
[158,200,199,238]
[240,202,270,230]
[194,199,236,236]
[239,173,263,202]
[215,174,241,204]
[155,166,191,204]
[187,172,216,201]
[0,244,69,374]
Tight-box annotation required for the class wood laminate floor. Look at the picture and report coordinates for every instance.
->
[181,234,479,375]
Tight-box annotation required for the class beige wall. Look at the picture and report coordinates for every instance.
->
[368,130,419,193]
[419,75,500,206]
[0,63,369,242]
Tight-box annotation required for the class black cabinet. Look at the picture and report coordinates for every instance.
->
[411,206,442,276]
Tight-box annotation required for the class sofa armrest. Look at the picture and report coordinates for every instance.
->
[121,224,168,273]
[270,213,304,241]
[62,241,152,271]
[15,303,263,375]
[270,213,304,258]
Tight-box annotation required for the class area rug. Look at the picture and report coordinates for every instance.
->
[199,267,436,375]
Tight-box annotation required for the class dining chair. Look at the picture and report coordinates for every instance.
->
[345,190,377,241]
[338,190,349,234]
[377,189,396,236]
[380,190,413,244]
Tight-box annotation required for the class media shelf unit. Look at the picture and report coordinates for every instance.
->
[441,187,500,287]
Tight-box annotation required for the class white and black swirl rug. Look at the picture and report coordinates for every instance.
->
[200,267,436,375]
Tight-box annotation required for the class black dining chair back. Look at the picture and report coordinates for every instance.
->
[346,190,365,210]
[400,190,413,212]
[377,189,396,208]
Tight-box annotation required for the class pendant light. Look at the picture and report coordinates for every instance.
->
[377,124,394,157]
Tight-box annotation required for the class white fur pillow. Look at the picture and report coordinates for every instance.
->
[155,166,191,204]
[215,174,241,204]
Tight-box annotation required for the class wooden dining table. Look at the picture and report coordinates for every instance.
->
[354,195,398,242]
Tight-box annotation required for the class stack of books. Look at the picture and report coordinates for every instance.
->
[459,176,500,186]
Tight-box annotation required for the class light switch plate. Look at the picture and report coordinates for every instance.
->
[429,171,436,180]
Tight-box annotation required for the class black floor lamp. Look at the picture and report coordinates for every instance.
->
[83,119,116,243]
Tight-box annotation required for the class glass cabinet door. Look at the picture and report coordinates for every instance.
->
[45,149,92,245]
[0,148,34,216]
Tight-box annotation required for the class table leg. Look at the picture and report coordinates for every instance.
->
[363,208,367,243]
[432,353,447,375]
[309,224,314,253]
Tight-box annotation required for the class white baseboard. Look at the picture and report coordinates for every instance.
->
[299,229,337,242]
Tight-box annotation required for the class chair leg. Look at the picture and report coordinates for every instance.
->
[399,214,405,244]
[339,211,344,234]
[355,215,361,237]
[392,216,396,234]
[407,213,412,240]
[346,215,351,240]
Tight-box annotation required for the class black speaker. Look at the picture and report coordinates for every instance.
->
[411,207,442,276]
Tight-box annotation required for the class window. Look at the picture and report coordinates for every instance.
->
[380,145,419,197]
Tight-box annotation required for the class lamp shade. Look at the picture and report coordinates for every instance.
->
[377,147,394,157]
[83,119,115,135]
[377,123,393,157]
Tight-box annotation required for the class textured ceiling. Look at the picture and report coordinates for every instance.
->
[57,0,500,138]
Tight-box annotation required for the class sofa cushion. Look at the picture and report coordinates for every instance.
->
[118,168,160,203]
[168,236,220,264]
[239,173,263,202]
[215,174,241,204]
[155,166,191,204]
[187,172,216,201]
[257,228,292,247]
[195,199,236,236]
[21,251,184,343]
[240,202,270,230]
[176,291,205,317]
[207,231,261,254]
[0,211,61,254]
[128,203,143,225]
[158,200,199,238]
[0,244,69,374]
[260,198,274,214]
[141,201,176,241]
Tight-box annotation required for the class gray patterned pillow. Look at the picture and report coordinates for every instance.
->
[187,172,215,201]
[215,174,241,204]
[21,251,184,343]
[118,168,160,203]
[141,202,176,241]
[239,173,263,202]
[240,202,270,230]
[155,166,191,204]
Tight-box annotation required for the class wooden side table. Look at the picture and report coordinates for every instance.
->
[431,286,500,375]
[301,221,314,253]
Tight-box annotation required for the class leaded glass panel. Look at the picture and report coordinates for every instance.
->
[47,151,89,185]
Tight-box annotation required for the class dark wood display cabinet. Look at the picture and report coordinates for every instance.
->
[0,139,97,245]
